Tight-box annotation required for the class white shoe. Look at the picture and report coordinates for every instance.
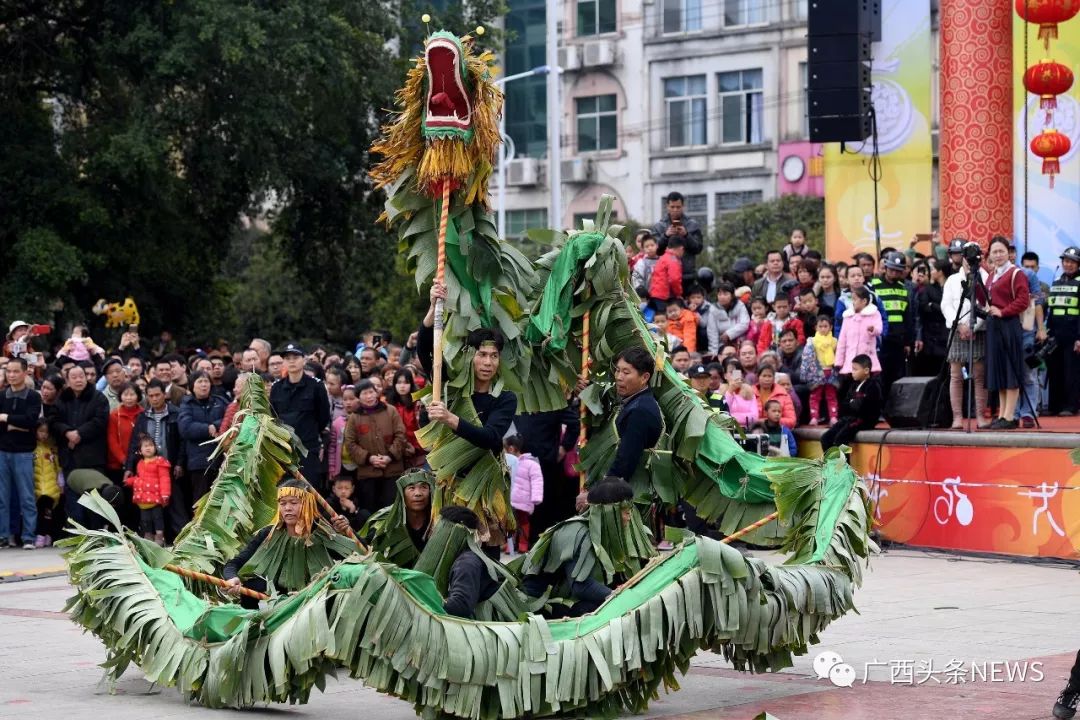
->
[22,542,35,550]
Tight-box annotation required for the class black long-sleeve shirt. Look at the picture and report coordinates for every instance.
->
[416,323,517,454]
[442,551,501,618]
[840,377,883,429]
[608,388,662,480]
[223,527,272,580]
[0,387,42,453]
[513,403,579,466]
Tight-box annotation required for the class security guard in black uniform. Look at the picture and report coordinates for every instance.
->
[871,252,914,398]
[1047,247,1080,416]
[269,342,331,489]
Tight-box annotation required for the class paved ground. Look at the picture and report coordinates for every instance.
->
[2,544,1078,720]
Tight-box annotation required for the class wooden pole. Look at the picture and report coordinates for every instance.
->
[721,511,779,544]
[432,179,451,405]
[164,563,269,601]
[578,310,591,491]
[291,470,369,554]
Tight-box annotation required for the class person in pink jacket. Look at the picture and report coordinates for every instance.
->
[723,366,760,428]
[835,286,882,376]
[506,434,543,553]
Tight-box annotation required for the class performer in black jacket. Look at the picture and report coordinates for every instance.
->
[437,506,501,619]
[820,354,883,451]
[608,346,663,480]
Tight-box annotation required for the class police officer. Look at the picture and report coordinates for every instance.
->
[871,251,914,397]
[1047,247,1080,416]
[269,342,331,488]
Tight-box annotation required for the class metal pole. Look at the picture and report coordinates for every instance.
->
[546,0,562,230]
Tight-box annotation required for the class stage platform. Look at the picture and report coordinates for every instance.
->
[795,419,1080,560]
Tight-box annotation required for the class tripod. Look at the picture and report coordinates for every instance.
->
[938,260,984,433]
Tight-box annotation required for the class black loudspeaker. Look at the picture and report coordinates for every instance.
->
[884,376,953,429]
[807,0,877,143]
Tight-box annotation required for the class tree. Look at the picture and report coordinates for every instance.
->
[705,195,825,273]
[0,1,503,351]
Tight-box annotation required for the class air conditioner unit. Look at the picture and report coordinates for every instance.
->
[558,45,581,72]
[581,40,616,68]
[507,158,540,186]
[561,158,592,183]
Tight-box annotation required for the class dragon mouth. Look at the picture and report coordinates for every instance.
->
[425,38,471,131]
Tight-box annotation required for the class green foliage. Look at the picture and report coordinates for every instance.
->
[0,1,499,349]
[706,194,825,273]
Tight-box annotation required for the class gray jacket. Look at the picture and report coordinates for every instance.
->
[706,300,751,354]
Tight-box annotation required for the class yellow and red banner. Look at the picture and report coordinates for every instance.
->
[802,440,1080,558]
[1013,11,1080,266]
[824,0,933,262]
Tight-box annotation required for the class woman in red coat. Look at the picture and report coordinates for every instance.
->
[984,236,1030,430]
[107,383,144,481]
[385,368,426,468]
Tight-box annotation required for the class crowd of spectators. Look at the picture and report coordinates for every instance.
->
[0,193,1076,552]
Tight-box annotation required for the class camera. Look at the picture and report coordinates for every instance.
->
[1026,337,1058,369]
[962,241,983,268]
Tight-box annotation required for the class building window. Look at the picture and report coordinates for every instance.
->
[662,194,708,220]
[576,94,618,152]
[716,190,763,215]
[507,208,549,239]
[718,68,764,145]
[794,0,808,21]
[664,75,707,148]
[577,0,616,35]
[723,0,767,27]
[504,0,549,158]
[662,0,702,34]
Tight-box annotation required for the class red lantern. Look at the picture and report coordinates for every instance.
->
[1030,129,1072,188]
[1016,0,1080,50]
[1024,59,1075,123]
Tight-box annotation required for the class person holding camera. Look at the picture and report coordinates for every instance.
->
[1047,246,1080,417]
[941,243,990,429]
[652,191,704,289]
[983,237,1030,430]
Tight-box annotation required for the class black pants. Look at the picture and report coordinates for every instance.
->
[166,472,192,541]
[299,447,324,493]
[1048,336,1080,414]
[820,418,862,451]
[530,460,577,545]
[35,496,63,537]
[139,506,165,535]
[357,475,397,514]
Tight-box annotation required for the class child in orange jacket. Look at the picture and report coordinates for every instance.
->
[125,434,171,545]
[664,298,698,352]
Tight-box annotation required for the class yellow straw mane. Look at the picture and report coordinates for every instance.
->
[269,485,318,539]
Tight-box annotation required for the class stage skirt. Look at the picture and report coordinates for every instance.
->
[946,329,986,363]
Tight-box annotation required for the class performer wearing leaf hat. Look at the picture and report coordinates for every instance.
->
[518,477,655,618]
[361,468,435,568]
[223,478,354,605]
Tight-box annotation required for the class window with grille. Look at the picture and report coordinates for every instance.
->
[715,190,763,214]
[662,0,703,34]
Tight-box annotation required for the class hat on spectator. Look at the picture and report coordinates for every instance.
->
[883,252,907,271]
[101,357,124,374]
[947,238,966,255]
[731,257,755,274]
[7,320,29,339]
[1060,247,1080,263]
[688,364,709,378]
[276,342,305,357]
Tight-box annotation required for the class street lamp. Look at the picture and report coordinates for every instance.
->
[495,65,552,239]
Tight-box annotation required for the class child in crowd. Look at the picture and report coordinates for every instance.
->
[752,399,797,457]
[835,286,882,379]
[648,236,684,310]
[33,421,62,547]
[800,315,840,425]
[782,228,809,264]
[631,233,659,300]
[756,295,805,354]
[723,366,759,428]
[125,435,171,545]
[745,297,770,350]
[820,355,883,451]
[651,314,681,351]
[503,435,520,478]
[327,475,370,531]
[338,385,360,473]
[506,434,542,554]
[665,298,698,352]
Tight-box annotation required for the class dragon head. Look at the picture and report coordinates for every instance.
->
[371,28,501,206]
